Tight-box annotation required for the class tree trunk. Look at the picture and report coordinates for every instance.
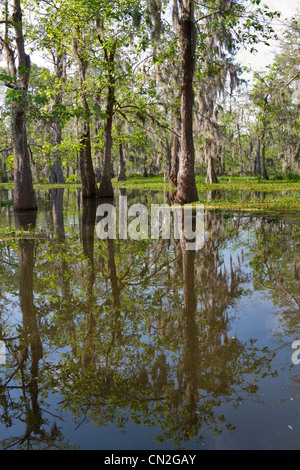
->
[15,210,43,435]
[81,199,97,369]
[98,47,116,199]
[73,35,98,197]
[99,88,115,198]
[206,154,218,184]
[51,188,65,238]
[50,151,65,184]
[11,77,37,213]
[107,238,122,346]
[205,140,218,184]
[237,123,244,176]
[143,153,148,178]
[179,220,198,415]
[50,52,65,184]
[254,139,261,176]
[80,123,98,198]
[220,151,225,175]
[261,139,269,180]
[117,143,126,181]
[99,106,115,197]
[176,1,198,204]
[10,0,37,211]
[1,144,9,182]
[16,211,43,364]
[169,116,181,188]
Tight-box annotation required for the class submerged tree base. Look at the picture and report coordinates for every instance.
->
[176,174,199,204]
[98,176,114,199]
[80,129,99,199]
[13,177,37,212]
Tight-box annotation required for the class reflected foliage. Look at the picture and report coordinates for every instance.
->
[0,190,299,449]
[247,215,300,340]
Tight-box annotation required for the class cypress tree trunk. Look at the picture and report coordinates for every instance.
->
[169,116,181,188]
[206,154,218,184]
[180,220,198,415]
[51,188,65,238]
[50,52,65,184]
[12,104,37,211]
[50,154,65,184]
[73,35,98,198]
[254,139,261,176]
[206,140,218,184]
[80,123,98,198]
[16,211,43,363]
[99,94,115,197]
[176,0,198,204]
[117,143,126,181]
[15,210,43,433]
[98,45,116,199]
[10,0,37,211]
[143,153,148,178]
[261,139,269,180]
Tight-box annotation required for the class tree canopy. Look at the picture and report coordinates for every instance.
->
[0,0,299,208]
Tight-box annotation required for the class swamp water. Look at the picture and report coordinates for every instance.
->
[0,187,299,450]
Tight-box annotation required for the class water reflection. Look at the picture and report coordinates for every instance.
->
[0,189,299,449]
[3,211,48,448]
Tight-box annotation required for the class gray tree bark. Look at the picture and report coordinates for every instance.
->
[176,0,199,204]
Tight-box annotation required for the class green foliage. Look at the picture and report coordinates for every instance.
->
[0,0,299,183]
[286,173,300,182]
[6,154,14,173]
[65,174,81,183]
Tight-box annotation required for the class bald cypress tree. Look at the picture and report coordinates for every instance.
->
[1,0,37,211]
[173,0,199,203]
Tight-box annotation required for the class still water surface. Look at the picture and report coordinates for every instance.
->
[0,188,299,450]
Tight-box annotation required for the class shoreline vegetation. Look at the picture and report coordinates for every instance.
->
[1,174,300,214]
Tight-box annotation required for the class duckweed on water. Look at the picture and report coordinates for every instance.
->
[112,175,300,212]
[1,175,300,213]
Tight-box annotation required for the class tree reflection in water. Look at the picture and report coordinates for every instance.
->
[0,190,299,449]
[0,210,66,449]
